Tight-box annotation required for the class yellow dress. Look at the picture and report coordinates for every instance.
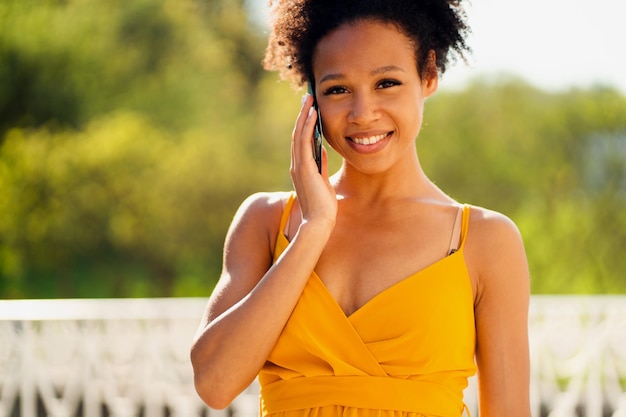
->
[259,195,477,417]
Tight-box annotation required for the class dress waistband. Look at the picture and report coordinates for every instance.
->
[260,376,466,417]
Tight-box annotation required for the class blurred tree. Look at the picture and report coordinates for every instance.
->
[0,109,282,298]
[0,0,282,298]
[195,0,268,90]
[0,0,266,136]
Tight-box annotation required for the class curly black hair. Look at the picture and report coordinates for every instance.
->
[263,0,471,87]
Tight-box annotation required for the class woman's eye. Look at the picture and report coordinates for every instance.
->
[323,86,348,95]
[377,79,402,89]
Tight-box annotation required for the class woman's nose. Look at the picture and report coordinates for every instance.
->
[347,93,381,125]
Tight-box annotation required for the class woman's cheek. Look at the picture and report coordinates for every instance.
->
[319,110,342,150]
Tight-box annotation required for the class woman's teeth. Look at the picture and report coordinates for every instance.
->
[351,133,387,145]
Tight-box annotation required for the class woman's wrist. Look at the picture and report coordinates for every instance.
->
[295,218,335,246]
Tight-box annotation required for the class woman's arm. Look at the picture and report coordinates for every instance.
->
[468,209,531,417]
[190,95,336,410]
[190,192,332,409]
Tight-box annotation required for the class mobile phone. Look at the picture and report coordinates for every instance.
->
[308,81,323,173]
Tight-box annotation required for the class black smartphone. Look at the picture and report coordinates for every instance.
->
[308,81,323,173]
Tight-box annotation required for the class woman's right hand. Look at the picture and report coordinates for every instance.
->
[290,94,337,231]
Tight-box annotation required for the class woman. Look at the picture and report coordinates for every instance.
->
[190,1,531,416]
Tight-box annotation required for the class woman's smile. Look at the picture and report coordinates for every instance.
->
[348,132,390,145]
[346,131,393,154]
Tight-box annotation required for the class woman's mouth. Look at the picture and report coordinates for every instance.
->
[348,132,391,145]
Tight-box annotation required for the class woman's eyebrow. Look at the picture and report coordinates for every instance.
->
[319,65,405,84]
[370,65,405,76]
[319,73,344,83]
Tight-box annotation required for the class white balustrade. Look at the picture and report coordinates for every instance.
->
[1,296,625,417]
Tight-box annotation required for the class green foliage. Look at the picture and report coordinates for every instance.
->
[0,1,624,298]
[0,0,256,134]
[0,0,295,298]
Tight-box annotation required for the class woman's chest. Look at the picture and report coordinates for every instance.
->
[314,216,454,316]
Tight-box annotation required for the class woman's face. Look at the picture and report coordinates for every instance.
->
[312,19,438,175]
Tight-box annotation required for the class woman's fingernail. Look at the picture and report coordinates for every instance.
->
[301,94,308,106]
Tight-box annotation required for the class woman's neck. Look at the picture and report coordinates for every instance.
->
[330,153,450,206]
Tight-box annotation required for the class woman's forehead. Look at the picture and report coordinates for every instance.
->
[312,20,418,77]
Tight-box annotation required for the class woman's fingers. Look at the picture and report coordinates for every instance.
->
[320,145,330,178]
[291,94,318,174]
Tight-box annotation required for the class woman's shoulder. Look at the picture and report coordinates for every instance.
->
[237,191,293,214]
[466,205,522,238]
[463,204,529,293]
[465,205,525,257]
[231,191,294,230]
[221,191,295,272]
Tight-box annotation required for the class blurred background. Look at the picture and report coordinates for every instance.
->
[1,0,625,298]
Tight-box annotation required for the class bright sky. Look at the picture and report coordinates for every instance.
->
[248,0,626,93]
[443,0,626,93]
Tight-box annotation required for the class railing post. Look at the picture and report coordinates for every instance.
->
[83,321,101,417]
[20,321,36,417]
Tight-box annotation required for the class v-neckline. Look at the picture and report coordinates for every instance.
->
[277,232,464,318]
[311,250,463,319]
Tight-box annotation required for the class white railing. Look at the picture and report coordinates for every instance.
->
[1,296,625,417]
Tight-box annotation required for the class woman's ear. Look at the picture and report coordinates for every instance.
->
[422,50,439,97]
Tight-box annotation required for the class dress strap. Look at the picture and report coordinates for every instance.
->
[459,204,472,247]
[447,205,463,255]
[448,204,472,255]
[279,192,297,238]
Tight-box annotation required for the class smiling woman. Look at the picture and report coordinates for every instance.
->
[190,1,531,417]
